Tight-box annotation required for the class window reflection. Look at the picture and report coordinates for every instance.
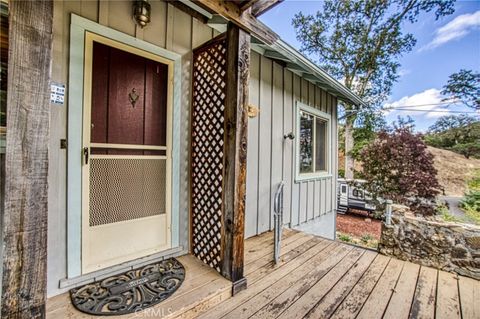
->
[299,111,313,173]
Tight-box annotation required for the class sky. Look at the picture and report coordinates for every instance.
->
[259,0,480,131]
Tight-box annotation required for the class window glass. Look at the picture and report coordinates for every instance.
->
[299,111,313,173]
[315,118,327,172]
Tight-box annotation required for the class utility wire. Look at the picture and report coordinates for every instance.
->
[384,108,479,114]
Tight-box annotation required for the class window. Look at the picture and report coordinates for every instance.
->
[296,101,331,181]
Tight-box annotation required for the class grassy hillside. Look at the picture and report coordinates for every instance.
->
[428,146,480,196]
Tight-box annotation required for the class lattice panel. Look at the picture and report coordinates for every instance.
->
[89,158,166,226]
[191,38,227,272]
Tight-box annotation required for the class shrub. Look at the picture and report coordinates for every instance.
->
[360,127,441,215]
[460,170,480,225]
[338,233,352,243]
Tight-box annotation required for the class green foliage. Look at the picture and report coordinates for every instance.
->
[360,126,441,215]
[361,233,374,244]
[424,114,480,158]
[460,171,480,225]
[461,171,480,212]
[441,69,480,109]
[451,143,480,159]
[437,204,462,223]
[292,0,454,177]
[338,233,352,243]
[292,0,454,108]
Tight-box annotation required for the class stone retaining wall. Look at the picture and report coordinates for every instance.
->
[378,205,480,280]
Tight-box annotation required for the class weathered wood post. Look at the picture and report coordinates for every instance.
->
[1,0,53,317]
[221,22,250,295]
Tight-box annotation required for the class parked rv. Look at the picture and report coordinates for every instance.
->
[337,179,377,214]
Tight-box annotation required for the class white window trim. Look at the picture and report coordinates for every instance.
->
[295,101,332,182]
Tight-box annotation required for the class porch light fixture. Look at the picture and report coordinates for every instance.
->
[133,0,151,28]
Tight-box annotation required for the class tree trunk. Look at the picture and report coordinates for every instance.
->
[344,116,355,179]
[1,1,53,318]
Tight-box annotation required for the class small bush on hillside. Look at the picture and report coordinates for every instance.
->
[360,127,441,215]
[460,170,480,225]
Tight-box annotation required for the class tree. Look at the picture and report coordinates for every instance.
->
[292,0,455,179]
[360,126,441,215]
[425,114,480,158]
[441,69,480,109]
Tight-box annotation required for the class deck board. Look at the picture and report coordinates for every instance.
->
[458,275,480,319]
[436,270,461,319]
[46,229,479,319]
[409,266,438,319]
[304,250,377,318]
[383,262,420,319]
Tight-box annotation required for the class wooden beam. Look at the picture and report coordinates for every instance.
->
[251,0,283,17]
[193,0,278,45]
[263,49,290,62]
[1,0,53,318]
[221,22,250,295]
[238,0,261,12]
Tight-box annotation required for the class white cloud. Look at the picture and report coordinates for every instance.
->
[383,88,454,118]
[420,10,480,51]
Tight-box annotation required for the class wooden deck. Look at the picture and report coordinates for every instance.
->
[199,229,479,319]
[47,229,479,318]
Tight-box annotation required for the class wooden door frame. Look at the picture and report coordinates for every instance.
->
[67,14,182,278]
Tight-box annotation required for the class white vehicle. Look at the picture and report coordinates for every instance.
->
[337,179,376,214]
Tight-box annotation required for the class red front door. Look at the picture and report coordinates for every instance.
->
[82,37,172,273]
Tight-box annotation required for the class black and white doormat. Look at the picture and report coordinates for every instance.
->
[70,258,185,316]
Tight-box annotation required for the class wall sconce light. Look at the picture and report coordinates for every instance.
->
[248,105,259,118]
[133,0,151,28]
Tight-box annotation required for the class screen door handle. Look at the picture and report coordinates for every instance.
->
[83,147,89,165]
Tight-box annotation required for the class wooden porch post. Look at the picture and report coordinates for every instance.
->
[1,0,53,318]
[221,22,250,295]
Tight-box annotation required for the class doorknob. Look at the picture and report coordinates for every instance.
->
[83,147,89,165]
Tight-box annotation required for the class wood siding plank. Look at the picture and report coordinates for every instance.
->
[282,69,293,225]
[290,74,301,226]
[271,62,284,229]
[246,51,260,238]
[257,55,273,233]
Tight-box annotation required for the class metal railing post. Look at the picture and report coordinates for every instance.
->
[385,200,393,225]
[273,181,285,264]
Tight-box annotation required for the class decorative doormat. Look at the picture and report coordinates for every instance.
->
[70,258,185,316]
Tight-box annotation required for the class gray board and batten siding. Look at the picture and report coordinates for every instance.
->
[47,0,219,297]
[40,0,337,297]
[245,50,338,239]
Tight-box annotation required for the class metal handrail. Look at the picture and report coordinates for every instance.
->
[273,181,285,264]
